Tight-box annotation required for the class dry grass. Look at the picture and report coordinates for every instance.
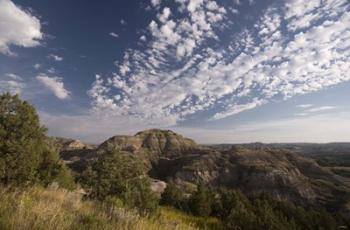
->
[0,186,199,230]
[159,207,223,230]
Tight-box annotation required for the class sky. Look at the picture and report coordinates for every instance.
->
[0,0,350,144]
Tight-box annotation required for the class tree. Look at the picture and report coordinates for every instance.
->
[81,148,145,199]
[124,177,159,216]
[38,149,76,190]
[189,184,213,216]
[0,93,75,189]
[81,147,159,215]
[212,188,252,219]
[160,180,186,210]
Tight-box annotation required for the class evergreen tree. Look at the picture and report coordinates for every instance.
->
[124,177,159,216]
[189,184,213,216]
[38,149,76,190]
[160,180,186,210]
[81,147,159,215]
[0,93,75,189]
[81,147,145,199]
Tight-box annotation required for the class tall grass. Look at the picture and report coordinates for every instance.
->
[160,207,223,230]
[0,186,201,230]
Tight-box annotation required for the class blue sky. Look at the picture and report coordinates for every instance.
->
[1,0,350,144]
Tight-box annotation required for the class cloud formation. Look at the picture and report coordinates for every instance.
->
[36,74,70,99]
[0,0,43,55]
[89,0,350,126]
[0,73,25,94]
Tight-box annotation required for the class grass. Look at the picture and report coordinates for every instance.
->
[0,186,204,230]
[159,207,223,230]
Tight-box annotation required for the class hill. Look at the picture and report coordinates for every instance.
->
[57,129,350,214]
[209,142,350,184]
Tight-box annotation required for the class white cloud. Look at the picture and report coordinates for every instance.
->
[109,32,119,38]
[295,113,308,117]
[48,54,63,61]
[88,0,350,127]
[297,104,314,108]
[158,7,171,23]
[140,35,147,42]
[34,63,41,69]
[89,0,228,123]
[5,73,23,81]
[233,0,240,5]
[120,19,127,25]
[211,99,265,120]
[307,106,336,113]
[0,81,25,94]
[0,0,43,55]
[36,74,70,99]
[151,0,161,8]
[248,0,255,5]
[47,67,56,74]
[295,105,337,117]
[0,73,25,94]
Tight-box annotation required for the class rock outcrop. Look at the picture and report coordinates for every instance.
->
[99,129,197,162]
[49,137,95,152]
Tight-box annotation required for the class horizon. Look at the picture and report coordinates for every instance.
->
[1,0,350,144]
[52,128,350,146]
